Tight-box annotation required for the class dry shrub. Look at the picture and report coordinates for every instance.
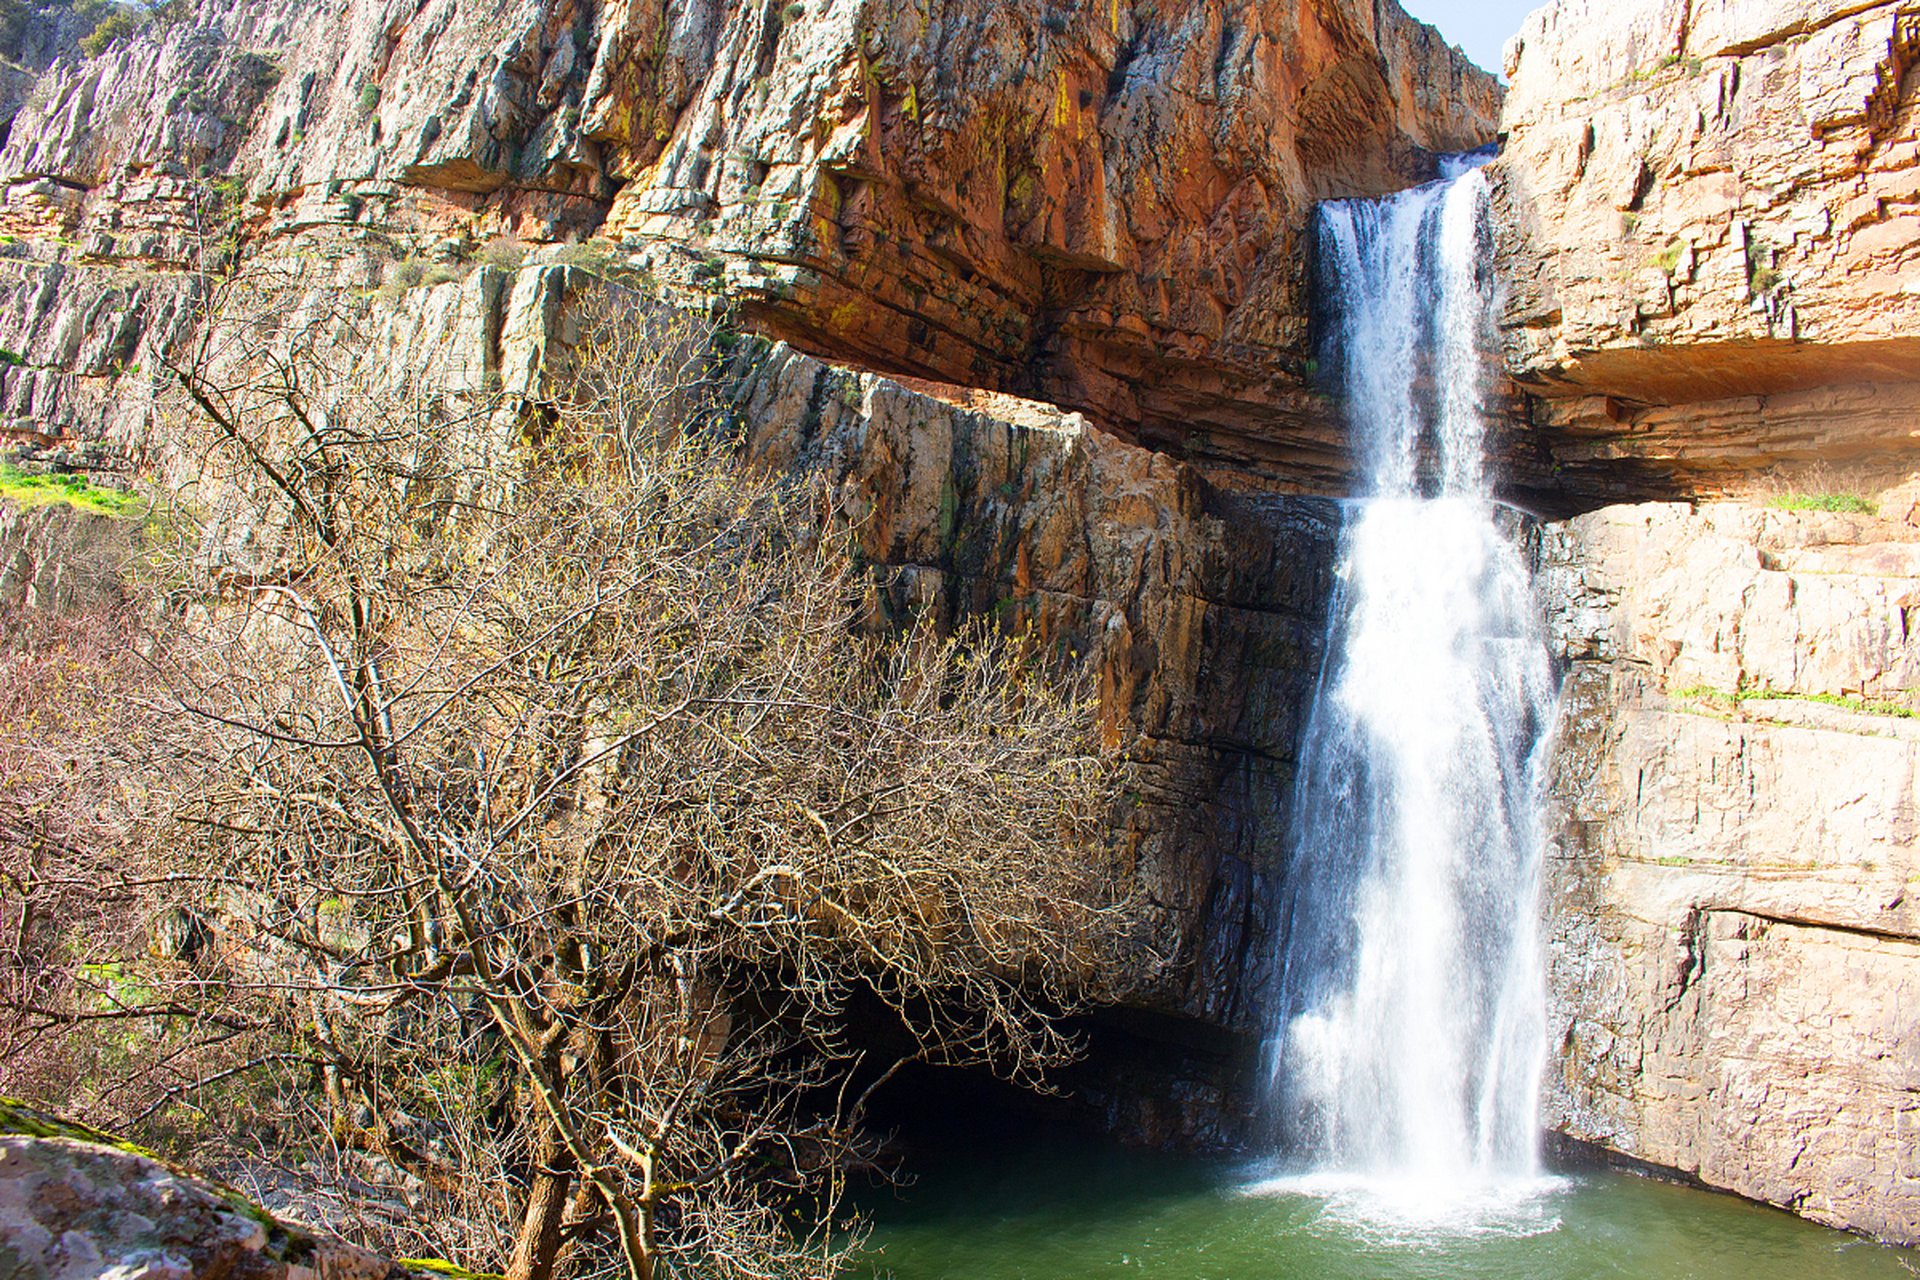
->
[13,277,1129,1280]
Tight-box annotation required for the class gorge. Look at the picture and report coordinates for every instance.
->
[1,0,1919,1268]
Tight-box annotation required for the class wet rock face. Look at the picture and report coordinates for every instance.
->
[1539,501,1920,1243]
[1490,0,1920,504]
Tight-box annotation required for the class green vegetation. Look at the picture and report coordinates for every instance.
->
[79,4,136,56]
[235,51,281,90]
[1766,492,1876,514]
[396,1261,505,1280]
[74,0,188,55]
[356,79,379,117]
[1654,239,1686,276]
[0,464,145,516]
[1670,684,1919,719]
[374,253,466,303]
[1746,230,1782,295]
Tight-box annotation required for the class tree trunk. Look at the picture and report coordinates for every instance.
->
[506,1120,577,1280]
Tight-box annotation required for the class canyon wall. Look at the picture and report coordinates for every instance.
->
[1500,0,1920,1243]
[1492,0,1920,504]
[732,346,1340,1143]
[0,0,1495,1152]
[1541,502,1920,1243]
[7,0,1918,1245]
[0,0,1497,487]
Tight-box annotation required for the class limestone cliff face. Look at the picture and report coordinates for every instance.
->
[1540,501,1920,1243]
[734,345,1340,1144]
[0,0,1497,491]
[1492,0,1920,503]
[601,0,1498,484]
[1498,0,1920,1241]
[0,0,1493,1147]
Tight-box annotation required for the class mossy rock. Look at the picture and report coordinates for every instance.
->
[0,1097,499,1280]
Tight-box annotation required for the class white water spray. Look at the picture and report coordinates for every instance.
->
[1260,165,1558,1206]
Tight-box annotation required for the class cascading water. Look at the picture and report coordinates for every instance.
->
[1259,162,1559,1207]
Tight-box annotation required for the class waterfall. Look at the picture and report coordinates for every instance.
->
[1261,165,1558,1196]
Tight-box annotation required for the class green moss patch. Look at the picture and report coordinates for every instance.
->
[398,1258,506,1279]
[1669,685,1919,719]
[0,464,146,516]
[1765,492,1877,515]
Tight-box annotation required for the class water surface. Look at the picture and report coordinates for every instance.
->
[852,1128,1915,1280]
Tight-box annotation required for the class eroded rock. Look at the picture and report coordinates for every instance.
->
[1540,500,1920,1242]
[1492,0,1920,503]
[732,344,1341,1109]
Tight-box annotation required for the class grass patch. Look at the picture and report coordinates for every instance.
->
[0,464,145,516]
[1670,684,1919,719]
[1765,492,1876,514]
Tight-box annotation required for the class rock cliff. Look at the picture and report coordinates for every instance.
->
[0,0,1495,1150]
[602,0,1498,485]
[1493,0,1920,503]
[6,0,1918,1245]
[0,0,1498,489]
[1501,0,1920,1244]
[730,344,1341,1144]
[1541,501,1920,1243]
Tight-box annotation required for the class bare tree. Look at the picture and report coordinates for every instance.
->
[31,276,1128,1279]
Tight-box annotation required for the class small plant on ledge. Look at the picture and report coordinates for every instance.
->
[1766,492,1876,515]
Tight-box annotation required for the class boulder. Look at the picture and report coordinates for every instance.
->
[0,1098,461,1280]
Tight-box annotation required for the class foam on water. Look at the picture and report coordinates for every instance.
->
[1237,1168,1569,1249]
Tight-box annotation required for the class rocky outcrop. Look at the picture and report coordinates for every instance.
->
[1540,500,1920,1243]
[603,0,1498,483]
[1492,0,1920,504]
[732,344,1341,1144]
[0,1099,451,1279]
[1501,0,1920,1240]
[0,0,1498,491]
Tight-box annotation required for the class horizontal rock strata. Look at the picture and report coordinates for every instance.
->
[1492,0,1920,504]
[601,0,1498,485]
[0,0,1497,496]
[1541,500,1920,1242]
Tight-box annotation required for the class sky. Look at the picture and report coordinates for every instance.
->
[1397,0,1546,77]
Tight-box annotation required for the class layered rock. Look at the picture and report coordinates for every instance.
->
[603,0,1499,483]
[1492,0,1920,503]
[0,226,1339,1145]
[1540,500,1920,1242]
[733,344,1341,1143]
[0,0,1499,491]
[1499,0,1920,1238]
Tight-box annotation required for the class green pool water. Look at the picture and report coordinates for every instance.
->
[850,1127,1915,1280]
